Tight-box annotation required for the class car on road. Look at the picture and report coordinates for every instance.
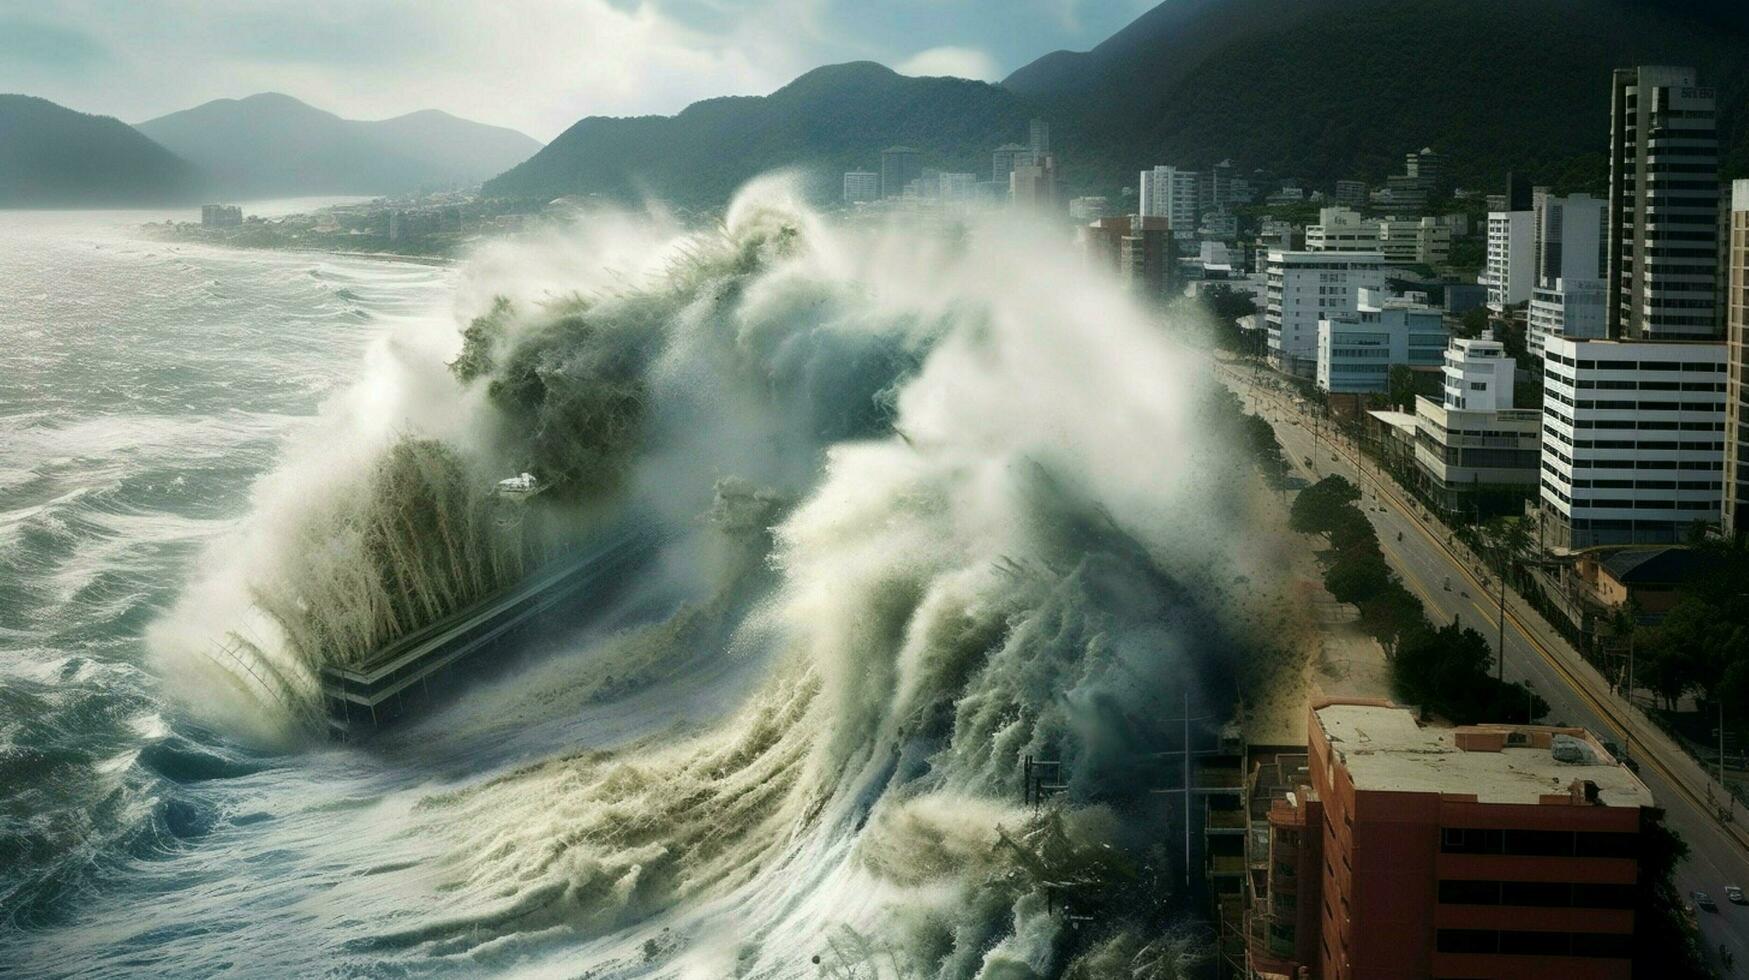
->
[1727,885,1746,905]
[1694,890,1720,912]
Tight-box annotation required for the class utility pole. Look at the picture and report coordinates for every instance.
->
[1721,697,1728,815]
[1496,567,1508,683]
[1625,633,1635,763]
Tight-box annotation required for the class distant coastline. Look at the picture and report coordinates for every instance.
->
[141,191,545,261]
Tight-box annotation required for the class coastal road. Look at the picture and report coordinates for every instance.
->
[1223,365,1749,973]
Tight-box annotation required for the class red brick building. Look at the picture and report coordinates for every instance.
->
[1244,699,1653,979]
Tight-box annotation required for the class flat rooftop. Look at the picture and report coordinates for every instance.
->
[1316,702,1654,808]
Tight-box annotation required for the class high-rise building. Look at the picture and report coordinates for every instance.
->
[1315,290,1449,394]
[1607,65,1721,340]
[1245,700,1652,980]
[1265,251,1386,378]
[1404,146,1444,194]
[1725,180,1749,536]
[1078,215,1131,273]
[1009,154,1060,210]
[1527,193,1608,359]
[1121,215,1174,301]
[991,143,1032,187]
[1209,159,1239,210]
[1484,209,1534,312]
[1139,165,1201,235]
[1027,118,1051,158]
[841,171,879,205]
[879,146,923,199]
[1539,337,1726,550]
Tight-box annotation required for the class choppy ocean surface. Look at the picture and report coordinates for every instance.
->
[0,210,743,976]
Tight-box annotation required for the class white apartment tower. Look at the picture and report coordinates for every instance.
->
[1527,193,1608,359]
[1139,166,1201,235]
[1607,66,1721,340]
[1265,250,1386,379]
[1538,338,1726,550]
[1484,209,1534,312]
[1442,334,1517,412]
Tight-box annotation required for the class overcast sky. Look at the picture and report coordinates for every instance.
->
[0,0,1157,142]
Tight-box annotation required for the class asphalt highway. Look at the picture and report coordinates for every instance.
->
[1224,365,1749,974]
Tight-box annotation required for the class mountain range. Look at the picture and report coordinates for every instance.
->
[491,0,1749,206]
[485,62,1031,207]
[0,96,200,207]
[8,1,1749,211]
[0,92,540,207]
[136,94,542,198]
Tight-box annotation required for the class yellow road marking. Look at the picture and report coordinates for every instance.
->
[1239,370,1736,840]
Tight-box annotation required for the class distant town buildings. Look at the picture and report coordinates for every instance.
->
[842,171,879,205]
[1606,65,1721,340]
[1377,216,1452,266]
[1009,154,1061,210]
[1028,118,1051,158]
[1245,700,1651,980]
[1068,196,1109,222]
[200,204,242,227]
[1265,250,1386,378]
[1333,179,1368,208]
[991,143,1031,186]
[1306,207,1380,253]
[1527,192,1608,359]
[1315,289,1448,394]
[1538,337,1725,550]
[879,146,923,199]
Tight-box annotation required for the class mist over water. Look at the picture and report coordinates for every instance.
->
[2,183,1293,977]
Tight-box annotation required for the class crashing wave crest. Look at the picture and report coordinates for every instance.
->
[154,175,1298,975]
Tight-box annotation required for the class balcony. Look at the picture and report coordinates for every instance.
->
[1207,806,1248,833]
[1209,854,1248,876]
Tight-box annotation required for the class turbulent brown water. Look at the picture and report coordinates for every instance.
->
[2,181,1294,978]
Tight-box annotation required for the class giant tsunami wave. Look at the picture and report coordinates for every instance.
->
[146,176,1301,977]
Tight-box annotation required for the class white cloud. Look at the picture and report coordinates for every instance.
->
[4,0,827,141]
[894,45,1000,81]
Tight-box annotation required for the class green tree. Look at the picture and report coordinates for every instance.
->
[1325,550,1390,604]
[1394,620,1493,716]
[1635,809,1710,979]
[1289,476,1361,535]
[1357,581,1428,656]
[1241,414,1289,483]
[1386,364,1418,412]
[1454,306,1489,339]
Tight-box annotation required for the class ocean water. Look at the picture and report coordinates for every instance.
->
[0,190,1271,979]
